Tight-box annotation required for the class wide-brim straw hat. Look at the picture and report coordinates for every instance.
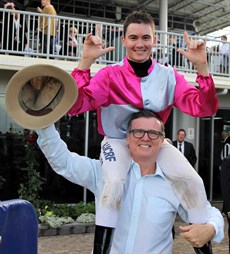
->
[5,64,78,130]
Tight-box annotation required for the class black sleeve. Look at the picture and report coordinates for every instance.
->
[189,143,197,167]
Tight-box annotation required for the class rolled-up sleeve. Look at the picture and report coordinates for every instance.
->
[206,203,224,243]
[178,201,224,243]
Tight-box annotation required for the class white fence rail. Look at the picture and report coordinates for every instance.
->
[0,8,229,76]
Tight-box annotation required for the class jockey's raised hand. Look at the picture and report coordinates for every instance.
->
[78,24,115,70]
[177,31,209,76]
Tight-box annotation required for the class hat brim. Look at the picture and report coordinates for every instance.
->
[5,64,78,130]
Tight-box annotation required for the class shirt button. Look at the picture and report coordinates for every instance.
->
[144,100,150,106]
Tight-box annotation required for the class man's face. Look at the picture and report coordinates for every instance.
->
[41,0,49,7]
[177,131,186,143]
[127,117,164,162]
[122,23,155,63]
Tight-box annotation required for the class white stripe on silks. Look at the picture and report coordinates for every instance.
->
[100,137,131,208]
[100,177,125,208]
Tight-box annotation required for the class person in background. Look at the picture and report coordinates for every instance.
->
[221,130,230,160]
[2,2,28,52]
[37,0,57,54]
[36,109,224,253]
[60,26,78,57]
[219,35,229,74]
[173,129,197,167]
[168,35,183,67]
[220,155,230,252]
[68,10,218,253]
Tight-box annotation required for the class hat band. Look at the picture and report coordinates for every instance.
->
[25,108,53,116]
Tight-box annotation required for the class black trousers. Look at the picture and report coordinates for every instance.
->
[39,33,55,55]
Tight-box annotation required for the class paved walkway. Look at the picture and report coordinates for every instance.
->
[38,216,229,253]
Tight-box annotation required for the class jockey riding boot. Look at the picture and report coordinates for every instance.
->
[193,241,213,254]
[93,225,115,254]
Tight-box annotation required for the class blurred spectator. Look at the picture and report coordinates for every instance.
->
[220,35,229,74]
[37,0,57,54]
[168,35,177,66]
[209,44,220,73]
[173,128,197,167]
[167,35,183,67]
[59,26,78,57]
[152,36,162,63]
[221,130,230,160]
[2,2,28,52]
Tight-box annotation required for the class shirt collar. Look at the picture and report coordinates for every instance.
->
[131,160,166,180]
[155,163,165,179]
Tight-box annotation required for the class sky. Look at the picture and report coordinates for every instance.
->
[207,26,230,39]
[206,26,230,48]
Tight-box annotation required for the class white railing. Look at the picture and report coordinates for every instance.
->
[0,8,229,76]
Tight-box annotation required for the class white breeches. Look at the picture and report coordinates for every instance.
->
[96,137,208,227]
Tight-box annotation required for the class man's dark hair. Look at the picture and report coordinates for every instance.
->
[177,128,186,135]
[123,10,155,37]
[127,109,165,132]
[221,35,227,41]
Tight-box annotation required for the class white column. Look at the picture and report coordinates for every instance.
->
[159,0,168,64]
[159,0,168,32]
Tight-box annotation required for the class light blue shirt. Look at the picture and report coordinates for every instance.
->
[37,125,224,254]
